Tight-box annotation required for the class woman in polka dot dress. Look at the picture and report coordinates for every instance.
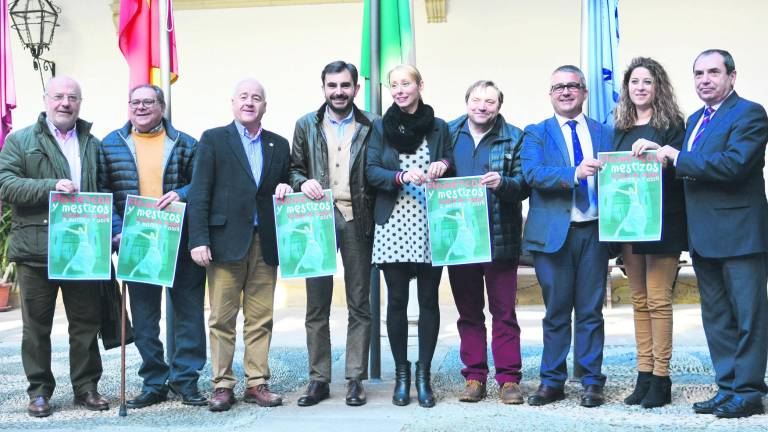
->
[366,64,454,408]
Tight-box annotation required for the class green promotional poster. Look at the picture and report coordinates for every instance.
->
[598,151,663,242]
[274,191,337,279]
[48,192,113,280]
[116,195,185,287]
[425,176,492,266]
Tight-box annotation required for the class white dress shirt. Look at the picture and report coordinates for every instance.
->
[555,112,598,222]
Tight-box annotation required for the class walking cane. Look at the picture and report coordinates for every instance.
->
[119,280,127,417]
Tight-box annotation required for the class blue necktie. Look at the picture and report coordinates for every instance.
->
[567,120,590,213]
[691,107,714,150]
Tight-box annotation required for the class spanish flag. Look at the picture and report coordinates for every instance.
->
[118,0,178,90]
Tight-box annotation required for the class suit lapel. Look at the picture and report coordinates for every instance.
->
[545,116,570,165]
[682,109,701,153]
[226,122,256,184]
[693,92,739,152]
[586,117,601,157]
[259,130,276,192]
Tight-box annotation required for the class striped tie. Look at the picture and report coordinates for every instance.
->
[691,107,714,150]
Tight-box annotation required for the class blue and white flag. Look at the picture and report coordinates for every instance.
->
[587,0,620,125]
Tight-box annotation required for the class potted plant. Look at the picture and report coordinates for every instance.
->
[0,202,15,312]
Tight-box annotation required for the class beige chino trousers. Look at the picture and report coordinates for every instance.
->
[207,231,277,389]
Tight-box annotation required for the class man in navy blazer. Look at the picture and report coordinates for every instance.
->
[521,65,613,408]
[188,79,292,412]
[653,49,768,418]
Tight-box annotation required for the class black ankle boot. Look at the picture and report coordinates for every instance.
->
[624,371,652,405]
[392,362,411,406]
[641,374,672,408]
[415,361,435,408]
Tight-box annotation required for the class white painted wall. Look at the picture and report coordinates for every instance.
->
[7,0,767,142]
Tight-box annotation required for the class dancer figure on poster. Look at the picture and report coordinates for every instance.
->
[444,208,474,261]
[129,228,162,279]
[62,224,96,275]
[613,180,647,237]
[292,223,323,274]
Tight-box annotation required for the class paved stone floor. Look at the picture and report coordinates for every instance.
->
[0,282,765,431]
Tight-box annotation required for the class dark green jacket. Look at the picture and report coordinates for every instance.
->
[0,113,100,265]
[289,104,378,240]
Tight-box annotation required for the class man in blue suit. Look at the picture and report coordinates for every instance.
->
[521,65,612,408]
[652,49,768,418]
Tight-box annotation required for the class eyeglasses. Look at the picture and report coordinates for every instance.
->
[550,82,584,94]
[47,94,81,103]
[129,99,159,108]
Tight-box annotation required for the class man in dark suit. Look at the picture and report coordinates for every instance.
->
[188,79,292,412]
[653,49,768,418]
[521,65,612,408]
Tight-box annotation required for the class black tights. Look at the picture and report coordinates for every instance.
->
[382,263,442,367]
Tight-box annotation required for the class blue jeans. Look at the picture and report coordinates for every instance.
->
[128,249,206,395]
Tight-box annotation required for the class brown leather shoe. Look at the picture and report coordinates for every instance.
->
[500,382,524,404]
[208,387,236,412]
[73,390,109,411]
[244,384,283,407]
[458,380,486,402]
[28,396,52,417]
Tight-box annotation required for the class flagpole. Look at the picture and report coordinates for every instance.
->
[408,0,416,65]
[159,0,172,121]
[368,0,382,382]
[572,0,590,383]
[580,0,589,113]
[158,0,176,368]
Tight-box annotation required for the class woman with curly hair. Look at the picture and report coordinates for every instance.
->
[613,57,687,408]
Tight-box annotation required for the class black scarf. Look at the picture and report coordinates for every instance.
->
[382,100,435,154]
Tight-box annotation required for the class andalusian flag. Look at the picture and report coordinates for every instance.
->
[360,0,415,111]
[586,0,620,125]
[119,0,178,90]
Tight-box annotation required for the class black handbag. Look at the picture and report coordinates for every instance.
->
[99,275,135,350]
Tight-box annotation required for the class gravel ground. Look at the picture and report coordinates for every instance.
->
[408,346,768,432]
[0,345,339,431]
[0,342,765,431]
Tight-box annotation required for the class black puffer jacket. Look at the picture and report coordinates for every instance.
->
[98,119,196,235]
[448,114,528,260]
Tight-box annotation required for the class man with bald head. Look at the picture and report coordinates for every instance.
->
[0,76,109,417]
[188,79,292,412]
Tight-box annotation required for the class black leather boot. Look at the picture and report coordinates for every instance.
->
[415,361,435,408]
[641,374,672,408]
[392,362,411,406]
[624,371,652,405]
